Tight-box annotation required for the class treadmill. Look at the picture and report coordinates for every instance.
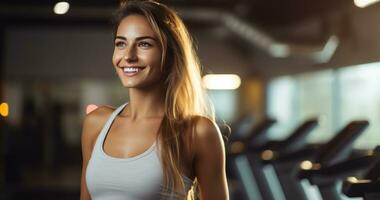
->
[296,120,369,200]
[228,118,276,200]
[246,118,319,200]
[342,146,380,200]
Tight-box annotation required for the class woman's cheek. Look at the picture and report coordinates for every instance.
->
[149,50,162,67]
[112,51,122,66]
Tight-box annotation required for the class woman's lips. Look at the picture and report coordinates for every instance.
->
[122,67,145,76]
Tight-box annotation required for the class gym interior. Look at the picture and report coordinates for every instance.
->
[1,0,380,199]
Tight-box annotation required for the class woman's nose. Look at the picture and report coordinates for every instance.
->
[123,47,137,62]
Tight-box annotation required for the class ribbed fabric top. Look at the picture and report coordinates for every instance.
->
[86,102,193,200]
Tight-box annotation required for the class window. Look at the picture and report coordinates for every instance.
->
[267,62,380,149]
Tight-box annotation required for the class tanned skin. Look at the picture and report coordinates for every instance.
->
[80,15,228,200]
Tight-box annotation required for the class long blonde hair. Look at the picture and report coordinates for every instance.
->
[113,0,215,198]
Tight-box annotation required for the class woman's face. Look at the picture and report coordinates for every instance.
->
[112,14,163,89]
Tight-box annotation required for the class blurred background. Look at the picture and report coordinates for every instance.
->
[1,0,380,199]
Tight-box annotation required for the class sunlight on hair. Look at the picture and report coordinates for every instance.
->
[86,104,98,114]
[203,74,241,90]
[0,102,9,117]
[54,1,70,15]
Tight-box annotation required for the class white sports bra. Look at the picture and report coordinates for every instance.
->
[86,102,193,200]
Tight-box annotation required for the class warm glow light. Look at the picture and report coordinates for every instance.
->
[0,102,9,117]
[300,160,313,170]
[54,2,70,15]
[86,104,98,114]
[203,74,241,90]
[354,0,380,8]
[261,150,274,160]
[366,150,374,156]
[230,141,245,154]
[346,176,371,183]
[347,177,359,183]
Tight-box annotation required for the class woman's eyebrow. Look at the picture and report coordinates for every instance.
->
[114,35,157,41]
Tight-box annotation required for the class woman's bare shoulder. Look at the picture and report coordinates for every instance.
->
[190,116,224,147]
[191,116,218,133]
[85,105,115,123]
[82,105,116,143]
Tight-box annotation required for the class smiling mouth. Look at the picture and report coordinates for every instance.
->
[121,67,146,76]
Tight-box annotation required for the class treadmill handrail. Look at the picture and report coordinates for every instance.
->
[272,118,319,153]
[342,178,380,197]
[299,155,377,185]
[313,120,369,166]
[244,118,276,148]
[252,119,318,155]
[342,145,380,197]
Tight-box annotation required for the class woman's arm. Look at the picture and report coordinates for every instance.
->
[80,106,113,200]
[194,117,229,200]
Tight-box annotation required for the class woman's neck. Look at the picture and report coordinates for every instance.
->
[123,87,165,120]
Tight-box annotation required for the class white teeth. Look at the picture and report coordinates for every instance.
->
[123,67,140,73]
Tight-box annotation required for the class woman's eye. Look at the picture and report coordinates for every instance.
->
[115,41,126,48]
[138,41,152,48]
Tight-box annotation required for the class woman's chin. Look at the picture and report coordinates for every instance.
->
[121,83,135,88]
[119,79,138,88]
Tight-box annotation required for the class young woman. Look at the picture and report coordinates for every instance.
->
[80,0,229,199]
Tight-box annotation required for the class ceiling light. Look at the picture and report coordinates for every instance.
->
[203,74,241,90]
[354,0,380,8]
[54,2,70,15]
